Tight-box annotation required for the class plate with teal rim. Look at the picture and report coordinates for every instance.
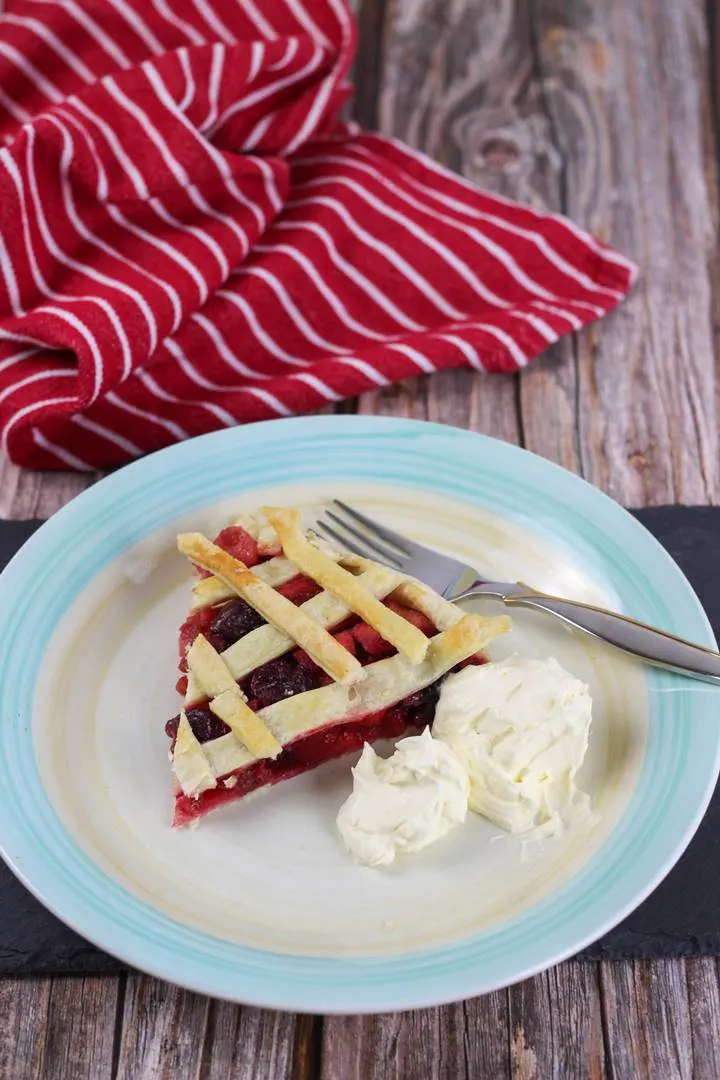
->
[0,415,718,1013]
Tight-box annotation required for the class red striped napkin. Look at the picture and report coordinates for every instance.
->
[0,0,637,470]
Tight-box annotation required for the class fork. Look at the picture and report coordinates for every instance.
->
[316,500,720,686]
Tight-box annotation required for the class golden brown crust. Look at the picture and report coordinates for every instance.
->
[178,533,363,685]
[191,554,304,610]
[172,712,217,798]
[264,610,510,744]
[186,634,282,759]
[263,507,429,664]
[390,579,463,631]
[186,633,240,698]
[428,611,512,664]
[210,689,283,760]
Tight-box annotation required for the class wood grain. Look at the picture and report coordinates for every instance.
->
[685,958,720,1080]
[115,975,211,1080]
[321,994,510,1080]
[111,977,314,1080]
[535,0,719,505]
[42,976,119,1080]
[0,454,97,519]
[203,1004,314,1080]
[508,963,605,1079]
[358,368,521,444]
[361,0,719,504]
[0,976,51,1080]
[600,960,693,1080]
[0,976,118,1080]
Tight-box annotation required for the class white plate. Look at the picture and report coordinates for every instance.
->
[35,481,646,957]
[0,416,716,1011]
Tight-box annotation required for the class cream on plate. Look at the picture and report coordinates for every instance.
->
[337,656,594,865]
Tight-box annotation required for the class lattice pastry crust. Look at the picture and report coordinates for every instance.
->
[170,508,511,801]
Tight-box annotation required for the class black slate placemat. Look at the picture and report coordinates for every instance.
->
[1,508,719,974]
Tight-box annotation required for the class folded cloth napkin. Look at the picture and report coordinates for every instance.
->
[0,0,637,471]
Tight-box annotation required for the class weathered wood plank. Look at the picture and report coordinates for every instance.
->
[600,959,693,1080]
[360,0,719,503]
[0,454,97,519]
[358,369,520,444]
[460,993,512,1080]
[41,976,119,1080]
[534,0,719,505]
[203,1004,314,1080]
[0,976,52,1080]
[321,994,511,1080]
[115,975,211,1080]
[114,978,315,1080]
[350,0,388,128]
[354,0,526,444]
[0,975,117,1080]
[508,962,606,1080]
[685,959,720,1080]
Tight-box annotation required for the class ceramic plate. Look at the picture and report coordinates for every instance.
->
[0,416,718,1013]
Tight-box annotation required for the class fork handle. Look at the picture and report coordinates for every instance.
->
[501,591,720,684]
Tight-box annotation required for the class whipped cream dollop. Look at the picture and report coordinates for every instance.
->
[336,727,469,867]
[433,656,593,839]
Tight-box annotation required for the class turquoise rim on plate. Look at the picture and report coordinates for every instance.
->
[0,415,718,1012]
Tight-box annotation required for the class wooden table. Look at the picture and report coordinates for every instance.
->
[1,0,719,1076]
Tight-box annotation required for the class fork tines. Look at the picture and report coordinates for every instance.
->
[316,500,410,570]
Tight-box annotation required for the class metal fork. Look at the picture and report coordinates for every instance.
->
[316,500,720,685]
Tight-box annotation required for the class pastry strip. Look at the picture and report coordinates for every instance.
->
[191,555,299,610]
[172,712,217,798]
[178,533,363,685]
[185,563,404,705]
[263,507,429,664]
[186,635,282,759]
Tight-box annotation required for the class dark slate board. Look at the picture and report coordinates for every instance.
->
[1,509,719,974]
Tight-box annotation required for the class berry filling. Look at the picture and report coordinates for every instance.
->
[172,697,429,827]
[210,598,266,646]
[249,657,320,706]
[276,575,322,605]
[211,525,259,567]
[165,707,229,743]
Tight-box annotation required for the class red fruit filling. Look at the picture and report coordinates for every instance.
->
[249,657,319,706]
[384,601,437,636]
[210,598,265,644]
[352,622,396,660]
[193,524,259,579]
[172,695,430,827]
[178,608,226,672]
[213,525,259,567]
[276,575,322,605]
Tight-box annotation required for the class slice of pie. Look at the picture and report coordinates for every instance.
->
[166,506,511,826]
